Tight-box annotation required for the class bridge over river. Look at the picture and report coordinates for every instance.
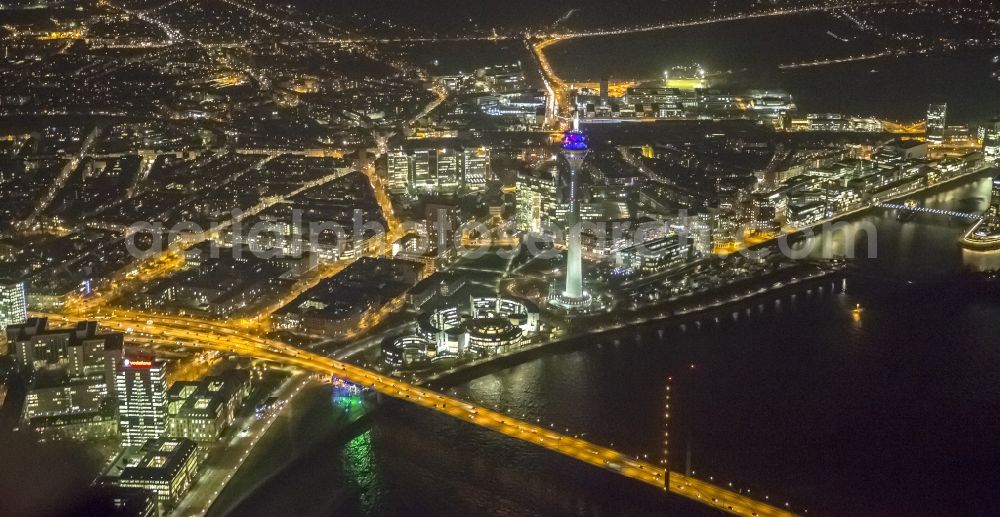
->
[35,310,797,516]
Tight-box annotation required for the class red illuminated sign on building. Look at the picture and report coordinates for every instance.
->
[124,358,153,369]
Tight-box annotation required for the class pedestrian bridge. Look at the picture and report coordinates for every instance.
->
[876,203,982,221]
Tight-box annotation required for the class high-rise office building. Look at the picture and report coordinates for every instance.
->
[386,146,492,196]
[746,192,784,233]
[927,103,947,144]
[462,146,490,193]
[8,318,122,382]
[117,357,168,446]
[435,148,461,194]
[985,176,1000,234]
[412,149,433,191]
[0,280,27,331]
[424,202,462,261]
[387,149,411,194]
[982,118,1000,162]
[23,380,109,421]
[98,437,202,511]
[515,166,558,233]
[167,370,251,443]
[84,486,159,517]
[989,176,1000,220]
[616,233,693,275]
[8,318,124,440]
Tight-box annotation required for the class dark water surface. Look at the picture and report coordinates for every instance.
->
[225,175,1000,517]
[542,16,1000,123]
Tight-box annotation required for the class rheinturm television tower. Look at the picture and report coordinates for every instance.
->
[551,112,593,310]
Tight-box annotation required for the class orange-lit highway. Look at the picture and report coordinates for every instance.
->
[528,36,570,125]
[34,309,797,517]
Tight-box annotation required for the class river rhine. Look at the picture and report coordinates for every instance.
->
[217,172,1000,517]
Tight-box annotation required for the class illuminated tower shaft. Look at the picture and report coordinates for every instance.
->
[564,152,584,299]
[561,116,588,301]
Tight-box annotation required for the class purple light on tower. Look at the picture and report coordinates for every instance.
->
[561,112,589,214]
[561,129,589,152]
[561,126,588,218]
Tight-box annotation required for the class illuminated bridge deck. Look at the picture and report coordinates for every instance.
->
[37,310,798,517]
[876,203,982,221]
